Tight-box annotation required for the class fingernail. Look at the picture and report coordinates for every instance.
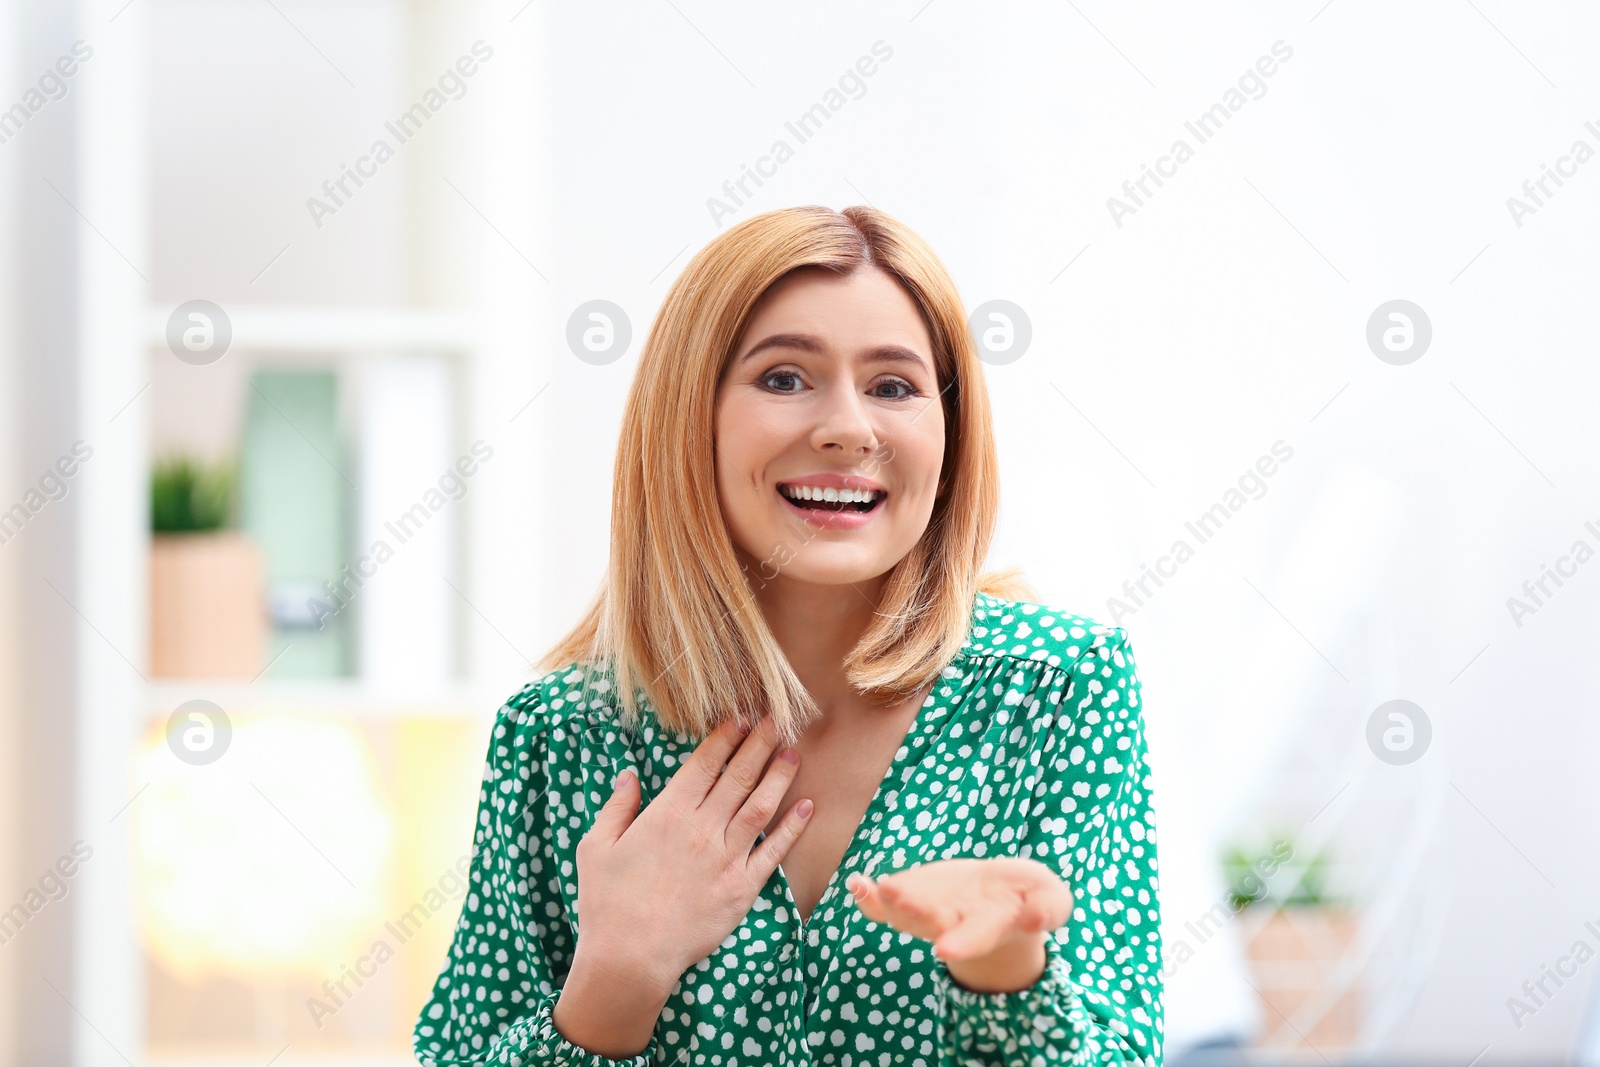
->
[796,798,813,819]
[617,769,636,787]
[734,719,750,737]
[779,748,799,764]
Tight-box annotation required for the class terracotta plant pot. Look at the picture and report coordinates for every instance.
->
[1244,904,1362,1051]
[149,531,268,678]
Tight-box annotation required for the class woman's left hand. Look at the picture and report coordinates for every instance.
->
[846,857,1074,991]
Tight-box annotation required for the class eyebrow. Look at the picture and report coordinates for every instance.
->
[736,333,931,373]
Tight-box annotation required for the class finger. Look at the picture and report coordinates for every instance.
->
[995,856,1050,883]
[875,879,954,941]
[877,879,922,910]
[703,715,784,822]
[857,883,940,940]
[935,907,1013,962]
[1046,881,1075,928]
[743,797,815,881]
[1019,879,1073,930]
[590,767,640,844]
[847,873,888,924]
[724,743,800,856]
[1014,885,1049,933]
[671,716,753,805]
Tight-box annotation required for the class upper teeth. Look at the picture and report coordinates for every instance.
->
[782,485,880,504]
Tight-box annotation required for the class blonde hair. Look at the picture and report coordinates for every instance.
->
[538,205,1031,747]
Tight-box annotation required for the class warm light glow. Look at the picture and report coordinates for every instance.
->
[132,713,395,982]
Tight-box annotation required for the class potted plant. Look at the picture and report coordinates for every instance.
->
[1224,833,1361,1051]
[149,453,267,678]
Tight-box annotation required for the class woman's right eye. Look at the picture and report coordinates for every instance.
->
[760,370,804,393]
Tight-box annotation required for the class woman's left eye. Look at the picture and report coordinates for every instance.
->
[872,378,919,400]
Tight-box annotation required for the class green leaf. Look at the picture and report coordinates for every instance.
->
[151,453,238,533]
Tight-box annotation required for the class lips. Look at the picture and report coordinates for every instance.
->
[774,486,886,530]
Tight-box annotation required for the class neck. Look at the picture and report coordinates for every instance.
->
[749,567,889,721]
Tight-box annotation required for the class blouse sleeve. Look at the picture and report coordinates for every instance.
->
[940,628,1164,1066]
[412,684,660,1067]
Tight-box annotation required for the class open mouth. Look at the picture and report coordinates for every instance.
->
[777,484,887,514]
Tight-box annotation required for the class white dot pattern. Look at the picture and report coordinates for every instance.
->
[413,592,1163,1065]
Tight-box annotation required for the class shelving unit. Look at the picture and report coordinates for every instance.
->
[71,1,552,1063]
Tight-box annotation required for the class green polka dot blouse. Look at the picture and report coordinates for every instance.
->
[414,592,1163,1065]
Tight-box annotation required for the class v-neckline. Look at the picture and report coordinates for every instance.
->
[773,676,956,935]
[609,595,986,936]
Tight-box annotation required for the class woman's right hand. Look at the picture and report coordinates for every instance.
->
[570,714,814,989]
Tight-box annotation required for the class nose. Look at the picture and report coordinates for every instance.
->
[809,381,881,456]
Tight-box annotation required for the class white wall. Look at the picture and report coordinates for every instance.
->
[524,0,1600,1060]
[0,0,95,1061]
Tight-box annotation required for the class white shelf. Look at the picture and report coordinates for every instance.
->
[146,304,479,353]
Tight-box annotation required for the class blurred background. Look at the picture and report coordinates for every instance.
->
[2,0,1598,1064]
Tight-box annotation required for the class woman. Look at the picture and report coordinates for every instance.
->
[413,206,1163,1065]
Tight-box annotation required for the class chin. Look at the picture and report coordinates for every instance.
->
[747,549,897,590]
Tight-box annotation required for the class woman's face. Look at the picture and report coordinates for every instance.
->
[714,265,946,590]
